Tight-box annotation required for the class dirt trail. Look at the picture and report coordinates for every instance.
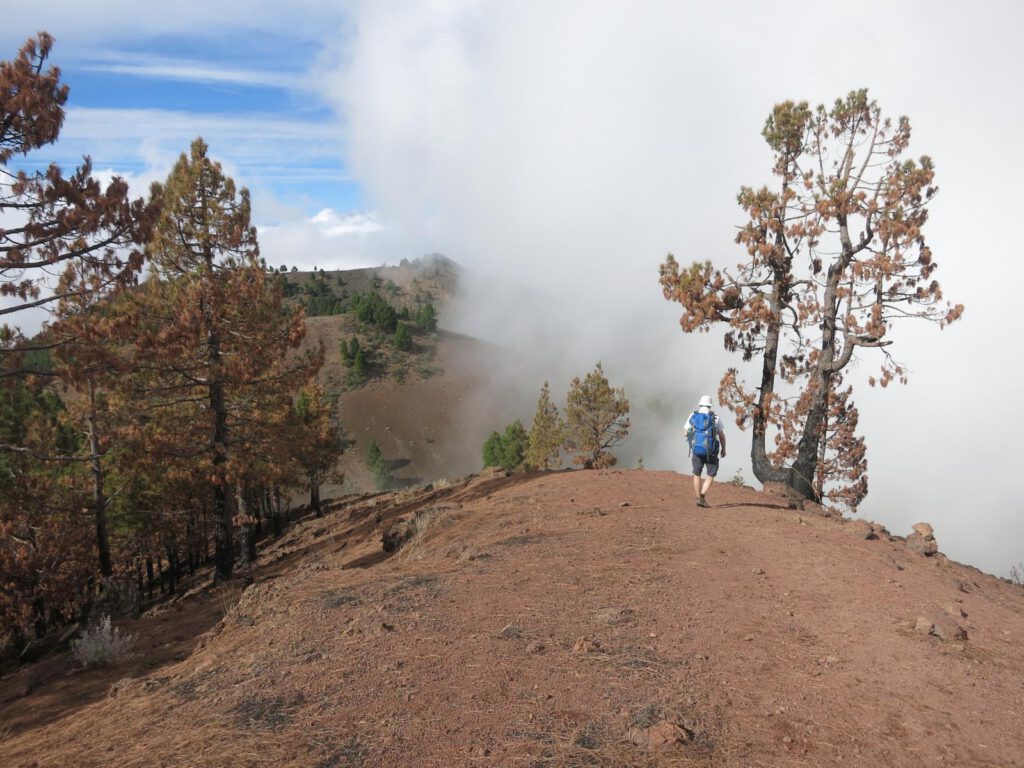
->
[3,470,1023,767]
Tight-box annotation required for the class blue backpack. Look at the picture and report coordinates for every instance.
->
[689,411,719,459]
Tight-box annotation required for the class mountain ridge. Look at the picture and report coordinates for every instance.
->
[3,469,1021,767]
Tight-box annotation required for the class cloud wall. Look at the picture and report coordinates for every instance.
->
[326,0,1024,577]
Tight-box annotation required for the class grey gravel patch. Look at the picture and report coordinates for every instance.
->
[320,590,362,610]
[593,607,637,625]
[506,728,557,744]
[629,703,664,729]
[572,721,606,750]
[170,670,216,701]
[497,534,545,547]
[314,738,367,768]
[386,574,439,592]
[232,693,305,730]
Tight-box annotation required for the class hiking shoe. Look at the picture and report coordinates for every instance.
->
[696,496,709,508]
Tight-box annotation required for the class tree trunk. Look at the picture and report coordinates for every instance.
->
[790,216,853,499]
[750,275,795,487]
[310,476,321,518]
[239,489,257,565]
[814,391,830,501]
[202,282,233,581]
[165,543,178,594]
[135,557,144,606]
[87,381,112,577]
[145,557,154,601]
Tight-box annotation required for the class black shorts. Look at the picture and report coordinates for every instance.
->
[691,454,719,477]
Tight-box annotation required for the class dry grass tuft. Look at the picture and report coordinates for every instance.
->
[71,616,136,668]
[395,507,453,561]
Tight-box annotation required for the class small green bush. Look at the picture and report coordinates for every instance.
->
[482,421,529,471]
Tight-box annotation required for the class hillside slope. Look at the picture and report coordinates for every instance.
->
[3,471,1023,767]
[283,256,520,494]
[301,318,510,494]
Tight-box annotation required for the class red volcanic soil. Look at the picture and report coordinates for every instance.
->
[2,470,1023,767]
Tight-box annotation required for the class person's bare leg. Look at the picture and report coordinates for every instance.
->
[701,475,714,496]
[693,474,702,499]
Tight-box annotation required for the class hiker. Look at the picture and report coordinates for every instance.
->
[686,395,726,508]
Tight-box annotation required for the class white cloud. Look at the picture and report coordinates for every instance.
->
[324,0,1024,577]
[257,208,385,272]
[1,2,347,52]
[79,55,304,90]
[309,209,382,236]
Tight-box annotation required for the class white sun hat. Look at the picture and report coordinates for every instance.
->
[698,395,713,408]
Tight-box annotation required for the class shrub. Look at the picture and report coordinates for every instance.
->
[393,323,412,351]
[351,291,398,332]
[415,302,437,331]
[71,615,136,668]
[366,439,393,490]
[482,421,529,471]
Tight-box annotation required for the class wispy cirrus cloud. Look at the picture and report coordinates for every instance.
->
[47,106,346,186]
[78,54,304,90]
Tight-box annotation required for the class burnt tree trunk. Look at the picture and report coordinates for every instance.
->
[790,213,855,500]
[310,475,321,518]
[87,381,112,576]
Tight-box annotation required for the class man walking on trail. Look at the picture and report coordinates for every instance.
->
[686,395,726,508]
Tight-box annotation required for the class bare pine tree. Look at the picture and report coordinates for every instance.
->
[661,90,962,500]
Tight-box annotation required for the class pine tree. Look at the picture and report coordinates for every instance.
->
[292,384,344,517]
[350,347,369,385]
[526,381,564,470]
[393,323,412,351]
[366,439,392,490]
[1,34,151,338]
[499,421,528,471]
[481,421,529,471]
[50,264,136,576]
[565,363,630,469]
[660,90,962,499]
[132,138,316,581]
[416,303,437,331]
[482,431,503,468]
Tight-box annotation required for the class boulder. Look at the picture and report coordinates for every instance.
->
[629,720,684,750]
[914,612,967,641]
[871,522,892,540]
[848,519,877,540]
[906,533,938,556]
[906,522,938,555]
[912,522,934,538]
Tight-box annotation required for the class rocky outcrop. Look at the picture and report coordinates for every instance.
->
[914,611,967,641]
[906,522,938,556]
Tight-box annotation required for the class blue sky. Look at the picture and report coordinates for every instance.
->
[3,4,381,272]
[27,28,358,216]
